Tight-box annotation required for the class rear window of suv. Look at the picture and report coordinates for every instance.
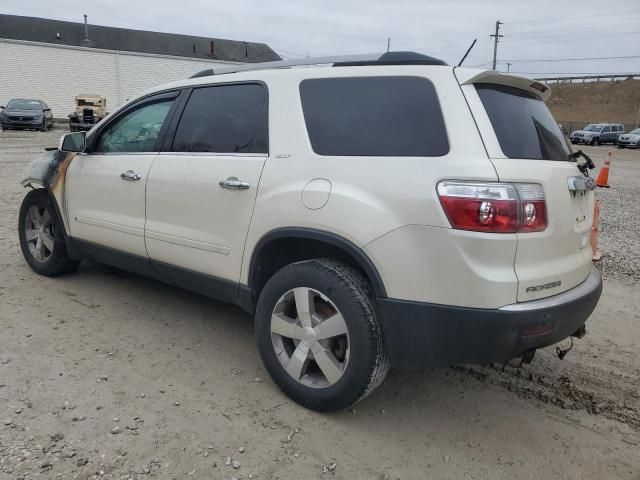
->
[476,83,570,161]
[300,76,449,157]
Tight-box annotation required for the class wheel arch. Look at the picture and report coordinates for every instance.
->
[22,187,69,240]
[247,228,387,305]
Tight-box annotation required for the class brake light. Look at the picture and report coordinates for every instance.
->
[437,181,547,233]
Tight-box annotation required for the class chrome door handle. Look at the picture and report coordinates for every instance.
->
[219,177,250,190]
[120,170,142,181]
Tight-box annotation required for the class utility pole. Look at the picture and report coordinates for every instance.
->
[506,62,512,73]
[387,37,391,52]
[490,20,503,70]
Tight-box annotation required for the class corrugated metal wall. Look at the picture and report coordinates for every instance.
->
[0,39,235,118]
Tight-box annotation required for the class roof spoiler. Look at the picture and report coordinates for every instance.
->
[457,70,551,101]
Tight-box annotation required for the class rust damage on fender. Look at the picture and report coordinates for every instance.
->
[21,149,77,194]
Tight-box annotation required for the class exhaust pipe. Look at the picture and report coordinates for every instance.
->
[505,349,536,368]
[82,14,91,45]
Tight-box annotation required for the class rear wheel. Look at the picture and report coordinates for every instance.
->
[255,259,389,411]
[18,189,78,276]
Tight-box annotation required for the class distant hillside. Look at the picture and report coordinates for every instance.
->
[546,79,640,127]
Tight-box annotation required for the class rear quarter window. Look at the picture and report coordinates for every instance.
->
[476,83,570,161]
[299,76,449,157]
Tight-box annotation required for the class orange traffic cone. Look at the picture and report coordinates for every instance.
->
[591,198,601,261]
[595,151,611,188]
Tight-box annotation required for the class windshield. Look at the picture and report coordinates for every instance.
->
[475,84,570,161]
[6,99,42,110]
[583,124,602,132]
[629,128,640,135]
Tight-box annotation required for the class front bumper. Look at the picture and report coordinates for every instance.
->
[376,267,602,369]
[617,139,639,147]
[1,117,43,128]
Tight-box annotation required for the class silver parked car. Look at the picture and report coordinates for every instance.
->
[570,123,625,145]
[616,127,640,148]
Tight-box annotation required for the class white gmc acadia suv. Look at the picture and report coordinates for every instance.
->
[19,52,602,411]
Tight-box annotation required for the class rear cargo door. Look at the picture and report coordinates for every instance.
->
[456,70,594,302]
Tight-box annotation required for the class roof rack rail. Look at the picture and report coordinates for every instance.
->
[189,51,447,79]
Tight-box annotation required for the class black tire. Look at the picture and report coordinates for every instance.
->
[592,138,599,146]
[255,259,389,411]
[18,189,79,276]
[40,119,47,132]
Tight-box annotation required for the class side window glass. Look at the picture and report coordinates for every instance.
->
[299,76,449,157]
[172,84,268,154]
[602,126,610,133]
[94,99,174,153]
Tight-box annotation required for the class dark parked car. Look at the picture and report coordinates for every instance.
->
[0,99,54,131]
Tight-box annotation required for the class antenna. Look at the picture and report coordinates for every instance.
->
[457,39,477,67]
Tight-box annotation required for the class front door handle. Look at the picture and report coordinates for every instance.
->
[120,170,142,181]
[219,177,250,190]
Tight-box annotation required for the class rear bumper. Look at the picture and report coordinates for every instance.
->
[377,267,602,369]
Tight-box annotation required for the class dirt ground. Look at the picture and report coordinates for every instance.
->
[547,79,640,126]
[0,129,639,480]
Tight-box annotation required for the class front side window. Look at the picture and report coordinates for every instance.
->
[299,76,449,157]
[172,83,268,154]
[602,126,611,133]
[94,99,174,153]
[7,99,42,110]
[476,83,570,161]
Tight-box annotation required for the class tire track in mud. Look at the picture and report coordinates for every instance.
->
[453,363,640,431]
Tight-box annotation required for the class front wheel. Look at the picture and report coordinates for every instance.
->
[18,189,79,276]
[255,259,389,411]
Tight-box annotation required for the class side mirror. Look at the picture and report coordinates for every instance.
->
[59,131,86,153]
[0,106,4,109]
[43,108,51,112]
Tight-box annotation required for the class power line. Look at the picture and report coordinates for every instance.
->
[501,30,640,46]
[504,19,640,37]
[503,9,640,25]
[501,55,640,63]
[510,71,640,75]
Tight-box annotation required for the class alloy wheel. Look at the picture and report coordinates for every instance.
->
[24,206,54,262]
[270,287,350,388]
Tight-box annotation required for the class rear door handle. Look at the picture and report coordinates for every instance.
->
[219,177,250,190]
[120,170,142,181]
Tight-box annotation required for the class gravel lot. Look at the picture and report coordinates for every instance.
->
[0,129,639,480]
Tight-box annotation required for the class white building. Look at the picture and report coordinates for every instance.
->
[0,14,280,118]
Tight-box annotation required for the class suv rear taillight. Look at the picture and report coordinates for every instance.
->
[436,181,547,233]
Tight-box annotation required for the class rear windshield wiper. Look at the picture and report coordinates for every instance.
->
[568,150,595,176]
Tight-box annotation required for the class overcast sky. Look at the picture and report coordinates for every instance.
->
[4,0,640,76]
